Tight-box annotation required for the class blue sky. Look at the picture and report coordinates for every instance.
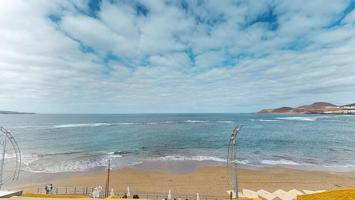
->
[0,0,355,113]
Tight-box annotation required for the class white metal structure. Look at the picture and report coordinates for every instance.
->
[0,127,21,189]
[227,126,241,199]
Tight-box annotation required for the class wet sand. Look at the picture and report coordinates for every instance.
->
[18,161,355,197]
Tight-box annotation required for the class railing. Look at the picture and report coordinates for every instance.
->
[36,186,95,195]
[123,192,225,200]
[33,186,226,200]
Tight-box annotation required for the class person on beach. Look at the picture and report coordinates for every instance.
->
[45,185,49,194]
[49,184,53,194]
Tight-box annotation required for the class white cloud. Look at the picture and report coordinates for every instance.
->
[195,51,226,69]
[148,52,191,69]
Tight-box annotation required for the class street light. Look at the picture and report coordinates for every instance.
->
[227,126,241,199]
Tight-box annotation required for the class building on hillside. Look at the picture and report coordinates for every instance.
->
[339,103,355,114]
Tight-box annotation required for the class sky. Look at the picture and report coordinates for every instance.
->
[0,0,355,113]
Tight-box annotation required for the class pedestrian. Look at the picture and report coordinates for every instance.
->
[45,185,49,194]
[49,184,53,194]
[123,193,128,198]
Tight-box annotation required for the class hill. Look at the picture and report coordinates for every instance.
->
[258,102,354,114]
[0,110,35,114]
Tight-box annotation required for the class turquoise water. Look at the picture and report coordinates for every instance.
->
[1,113,355,173]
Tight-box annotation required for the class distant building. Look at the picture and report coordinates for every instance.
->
[339,103,355,114]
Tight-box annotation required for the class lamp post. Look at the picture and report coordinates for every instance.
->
[104,159,111,198]
[227,126,241,199]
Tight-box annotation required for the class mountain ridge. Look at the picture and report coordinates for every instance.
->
[258,102,355,114]
[0,110,35,114]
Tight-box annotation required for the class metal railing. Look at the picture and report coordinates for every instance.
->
[126,192,225,200]
[36,186,95,195]
[34,186,226,200]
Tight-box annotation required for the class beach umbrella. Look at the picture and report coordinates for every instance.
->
[127,186,131,197]
[110,188,115,196]
[168,189,172,200]
[196,193,200,200]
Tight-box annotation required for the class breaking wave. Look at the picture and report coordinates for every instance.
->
[52,123,112,128]
[184,120,209,123]
[261,159,301,165]
[275,116,329,121]
[15,119,241,130]
[253,119,281,122]
[21,151,133,173]
[217,120,234,123]
[154,155,253,165]
[154,155,226,162]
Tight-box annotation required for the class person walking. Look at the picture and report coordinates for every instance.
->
[49,184,53,194]
[45,185,49,194]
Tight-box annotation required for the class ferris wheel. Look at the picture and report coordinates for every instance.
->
[0,126,21,189]
[227,126,241,199]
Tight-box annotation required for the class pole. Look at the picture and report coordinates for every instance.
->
[235,131,239,199]
[227,127,241,199]
[234,127,241,199]
[105,159,111,197]
[0,136,7,189]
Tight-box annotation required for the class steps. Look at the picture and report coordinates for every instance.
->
[236,189,325,200]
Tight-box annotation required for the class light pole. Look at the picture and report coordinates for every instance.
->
[227,126,241,199]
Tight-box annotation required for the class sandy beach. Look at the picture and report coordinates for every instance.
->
[17,161,355,197]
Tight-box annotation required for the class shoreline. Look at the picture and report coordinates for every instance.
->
[8,160,355,196]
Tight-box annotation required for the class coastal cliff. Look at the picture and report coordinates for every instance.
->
[258,102,355,114]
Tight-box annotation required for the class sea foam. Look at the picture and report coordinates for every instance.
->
[275,116,329,121]
[52,123,112,128]
[261,159,300,165]
[184,120,209,123]
[155,155,226,162]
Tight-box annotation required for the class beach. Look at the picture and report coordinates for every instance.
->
[17,160,355,197]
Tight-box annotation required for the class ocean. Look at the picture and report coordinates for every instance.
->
[1,113,355,173]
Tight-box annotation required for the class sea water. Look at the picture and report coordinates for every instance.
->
[1,113,355,173]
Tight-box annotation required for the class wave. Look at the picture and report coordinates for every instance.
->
[217,120,234,123]
[260,159,300,165]
[20,150,355,173]
[155,155,226,162]
[50,120,211,129]
[184,120,209,123]
[15,123,117,129]
[154,155,253,165]
[18,119,234,130]
[161,121,174,124]
[116,122,138,125]
[146,122,158,125]
[19,153,42,166]
[22,151,139,173]
[322,164,355,169]
[254,119,280,122]
[25,157,110,173]
[20,150,127,167]
[51,122,141,129]
[275,116,328,122]
[52,123,112,128]
[13,125,49,129]
[236,159,250,165]
[107,151,124,158]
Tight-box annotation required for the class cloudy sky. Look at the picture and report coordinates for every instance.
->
[1,0,355,113]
